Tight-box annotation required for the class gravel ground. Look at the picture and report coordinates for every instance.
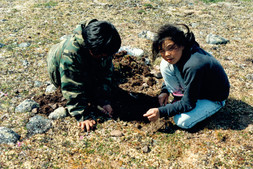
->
[0,0,252,168]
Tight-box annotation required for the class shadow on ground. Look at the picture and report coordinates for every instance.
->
[184,98,253,133]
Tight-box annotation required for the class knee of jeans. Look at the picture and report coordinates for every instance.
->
[173,115,194,129]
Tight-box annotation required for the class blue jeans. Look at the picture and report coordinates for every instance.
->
[160,59,225,129]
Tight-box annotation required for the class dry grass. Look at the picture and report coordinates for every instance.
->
[0,0,252,168]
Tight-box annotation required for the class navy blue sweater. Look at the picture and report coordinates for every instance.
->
[158,45,230,117]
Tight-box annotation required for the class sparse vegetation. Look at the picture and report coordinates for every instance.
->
[0,0,252,168]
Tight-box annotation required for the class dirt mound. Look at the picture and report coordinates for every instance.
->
[33,51,161,121]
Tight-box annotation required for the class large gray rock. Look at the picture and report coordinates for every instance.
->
[206,34,229,44]
[0,127,20,144]
[26,115,52,137]
[15,99,39,113]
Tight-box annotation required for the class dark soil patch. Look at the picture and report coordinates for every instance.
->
[33,51,160,122]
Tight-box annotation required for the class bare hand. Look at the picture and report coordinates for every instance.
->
[102,104,113,117]
[78,119,96,132]
[143,108,160,122]
[158,93,169,106]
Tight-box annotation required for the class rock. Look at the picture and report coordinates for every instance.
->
[22,59,29,66]
[144,58,151,65]
[138,30,156,41]
[48,107,67,120]
[45,84,57,94]
[34,81,43,87]
[246,74,253,81]
[142,83,149,88]
[0,43,5,48]
[26,115,52,137]
[119,46,144,57]
[150,70,162,79]
[0,127,20,144]
[142,145,151,153]
[110,130,123,137]
[1,113,9,121]
[15,99,39,113]
[206,34,229,45]
[18,42,31,48]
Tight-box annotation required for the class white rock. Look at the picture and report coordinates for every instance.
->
[119,46,144,57]
[45,84,57,94]
[49,107,67,120]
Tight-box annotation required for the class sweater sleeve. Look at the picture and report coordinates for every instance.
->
[159,63,205,117]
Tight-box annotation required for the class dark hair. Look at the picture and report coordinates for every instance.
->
[152,24,196,59]
[83,21,121,56]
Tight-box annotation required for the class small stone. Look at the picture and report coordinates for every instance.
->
[22,59,29,66]
[34,81,43,87]
[246,74,253,81]
[138,30,156,41]
[0,113,9,121]
[142,83,149,88]
[144,58,151,65]
[142,145,151,153]
[32,108,38,114]
[150,70,162,79]
[18,42,31,48]
[110,130,123,137]
[45,84,57,94]
[48,107,67,120]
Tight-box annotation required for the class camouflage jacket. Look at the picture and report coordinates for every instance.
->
[47,19,114,121]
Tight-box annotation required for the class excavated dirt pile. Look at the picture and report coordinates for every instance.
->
[33,51,161,122]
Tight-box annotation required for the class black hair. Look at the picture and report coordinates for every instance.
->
[83,21,121,56]
[152,24,196,60]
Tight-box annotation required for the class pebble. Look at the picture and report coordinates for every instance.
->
[15,99,39,113]
[206,34,229,45]
[150,70,162,79]
[0,127,20,144]
[22,59,29,66]
[142,145,151,153]
[246,74,253,81]
[26,115,52,137]
[34,81,43,87]
[18,42,31,48]
[48,107,67,120]
[45,84,57,94]
[110,130,124,137]
[138,30,156,41]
